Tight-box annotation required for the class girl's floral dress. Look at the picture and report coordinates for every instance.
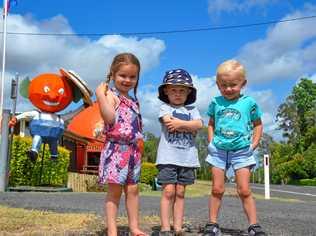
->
[99,89,143,185]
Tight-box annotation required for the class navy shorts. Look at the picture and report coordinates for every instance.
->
[157,164,195,185]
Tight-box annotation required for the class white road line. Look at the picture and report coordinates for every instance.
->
[251,186,316,197]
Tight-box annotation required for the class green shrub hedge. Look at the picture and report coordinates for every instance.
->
[140,162,158,185]
[298,178,316,186]
[9,136,70,187]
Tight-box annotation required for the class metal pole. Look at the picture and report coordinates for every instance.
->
[10,74,18,114]
[264,154,270,199]
[39,142,46,186]
[7,74,18,187]
[0,109,10,191]
[0,0,8,132]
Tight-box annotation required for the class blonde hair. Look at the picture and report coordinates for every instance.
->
[216,59,246,80]
[105,52,141,99]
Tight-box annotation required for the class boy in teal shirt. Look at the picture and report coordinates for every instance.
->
[203,60,265,236]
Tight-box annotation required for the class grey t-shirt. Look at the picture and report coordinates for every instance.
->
[156,103,201,167]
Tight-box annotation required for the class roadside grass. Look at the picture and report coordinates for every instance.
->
[0,205,162,235]
[252,193,302,202]
[141,180,238,197]
[0,205,104,235]
[141,180,301,203]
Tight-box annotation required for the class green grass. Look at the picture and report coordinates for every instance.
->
[141,180,238,197]
[0,205,104,234]
[252,193,302,202]
[0,205,162,235]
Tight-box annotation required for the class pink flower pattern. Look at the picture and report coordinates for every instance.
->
[99,89,143,185]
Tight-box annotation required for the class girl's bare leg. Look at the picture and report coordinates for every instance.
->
[106,183,123,236]
[124,184,148,236]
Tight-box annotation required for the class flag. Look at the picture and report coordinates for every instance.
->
[3,0,17,16]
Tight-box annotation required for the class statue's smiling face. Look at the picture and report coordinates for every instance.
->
[29,74,73,112]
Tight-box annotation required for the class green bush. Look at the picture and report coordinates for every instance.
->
[9,136,70,187]
[298,178,316,186]
[138,183,152,192]
[140,162,158,185]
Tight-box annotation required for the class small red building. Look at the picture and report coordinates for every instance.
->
[64,102,105,174]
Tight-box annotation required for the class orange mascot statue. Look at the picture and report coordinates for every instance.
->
[9,69,92,162]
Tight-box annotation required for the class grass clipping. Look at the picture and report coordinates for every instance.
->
[0,205,104,235]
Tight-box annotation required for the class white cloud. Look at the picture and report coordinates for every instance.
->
[246,88,282,140]
[208,0,278,16]
[237,4,316,84]
[1,13,165,112]
[311,73,316,83]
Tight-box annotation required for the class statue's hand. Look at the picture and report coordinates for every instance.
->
[8,117,17,128]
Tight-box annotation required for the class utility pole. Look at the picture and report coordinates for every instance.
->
[0,109,10,191]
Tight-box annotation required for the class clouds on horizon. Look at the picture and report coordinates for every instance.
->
[2,13,165,110]
[237,4,316,84]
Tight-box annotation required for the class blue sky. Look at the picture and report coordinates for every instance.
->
[1,0,316,138]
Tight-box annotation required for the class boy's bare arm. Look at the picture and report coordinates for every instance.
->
[207,118,214,143]
[252,119,263,150]
[162,116,202,133]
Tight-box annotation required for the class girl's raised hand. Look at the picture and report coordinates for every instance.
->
[96,82,109,97]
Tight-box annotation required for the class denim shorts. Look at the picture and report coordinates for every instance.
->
[157,164,195,185]
[205,143,256,171]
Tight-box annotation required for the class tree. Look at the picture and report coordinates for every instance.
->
[195,127,211,180]
[143,132,159,163]
[276,78,316,152]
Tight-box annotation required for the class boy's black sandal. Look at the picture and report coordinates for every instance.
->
[248,224,266,236]
[202,223,221,236]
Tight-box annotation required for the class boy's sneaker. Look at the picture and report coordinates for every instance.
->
[202,223,221,236]
[248,224,266,236]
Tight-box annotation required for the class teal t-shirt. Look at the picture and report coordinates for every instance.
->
[207,95,262,151]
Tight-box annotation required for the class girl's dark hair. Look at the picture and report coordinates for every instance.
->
[106,53,141,100]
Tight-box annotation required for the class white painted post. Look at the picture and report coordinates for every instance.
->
[264,154,270,199]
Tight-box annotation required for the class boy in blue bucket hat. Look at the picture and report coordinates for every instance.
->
[156,69,203,236]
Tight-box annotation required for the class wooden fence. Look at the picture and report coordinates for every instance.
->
[67,172,99,192]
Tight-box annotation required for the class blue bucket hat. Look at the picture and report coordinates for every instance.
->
[158,69,197,105]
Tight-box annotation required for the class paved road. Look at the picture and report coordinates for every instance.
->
[0,184,316,235]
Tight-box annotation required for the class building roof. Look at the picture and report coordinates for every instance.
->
[67,102,105,141]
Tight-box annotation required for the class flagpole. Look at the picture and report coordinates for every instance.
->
[0,0,8,125]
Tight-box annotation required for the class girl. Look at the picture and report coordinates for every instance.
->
[96,53,147,236]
